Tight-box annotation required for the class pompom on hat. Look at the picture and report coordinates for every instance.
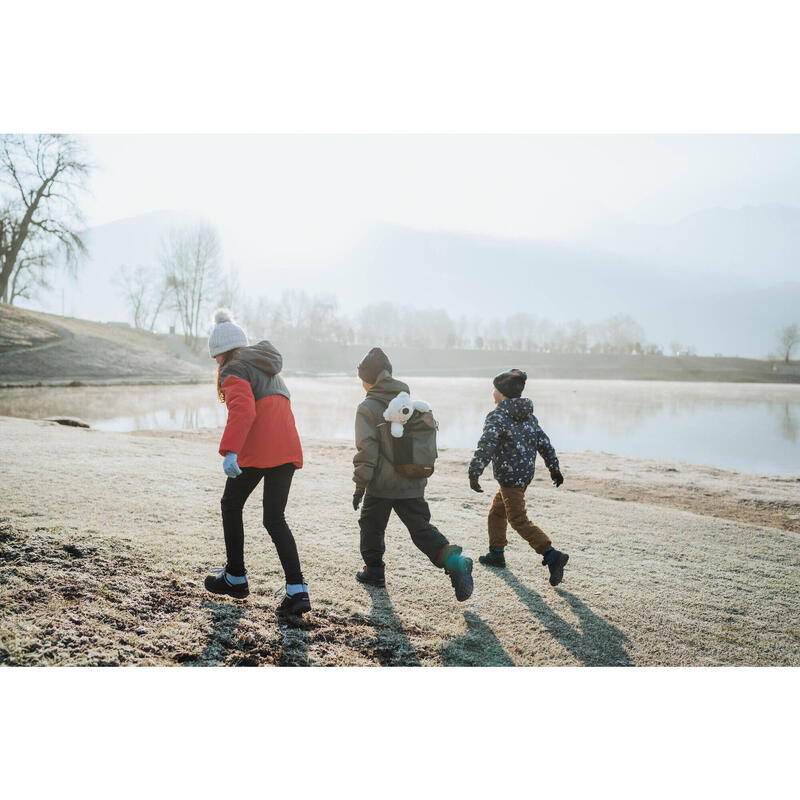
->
[208,308,249,357]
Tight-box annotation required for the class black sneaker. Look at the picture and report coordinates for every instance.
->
[276,589,311,617]
[204,570,250,599]
[479,549,506,568]
[356,565,386,588]
[446,556,474,602]
[543,550,569,586]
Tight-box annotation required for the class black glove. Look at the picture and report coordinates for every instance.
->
[469,476,484,493]
[550,469,564,487]
[353,488,365,510]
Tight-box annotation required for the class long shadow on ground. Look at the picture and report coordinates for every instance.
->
[496,569,631,666]
[361,584,422,666]
[186,601,246,666]
[277,601,312,666]
[441,611,515,666]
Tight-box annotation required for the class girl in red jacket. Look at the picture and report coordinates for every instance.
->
[204,309,310,617]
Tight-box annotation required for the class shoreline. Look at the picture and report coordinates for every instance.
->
[4,371,800,389]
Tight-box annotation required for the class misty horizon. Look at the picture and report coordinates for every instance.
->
[10,135,800,359]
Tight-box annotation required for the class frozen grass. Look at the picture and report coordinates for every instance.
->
[0,305,211,386]
[1,416,798,666]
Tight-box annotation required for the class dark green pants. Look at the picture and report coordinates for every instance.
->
[359,494,450,569]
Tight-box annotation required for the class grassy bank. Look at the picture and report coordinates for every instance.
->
[0,304,212,386]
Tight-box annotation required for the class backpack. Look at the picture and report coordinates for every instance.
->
[378,408,439,479]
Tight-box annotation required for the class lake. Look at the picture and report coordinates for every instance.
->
[1,378,798,475]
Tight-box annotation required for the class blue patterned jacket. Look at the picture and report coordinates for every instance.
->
[468,398,559,487]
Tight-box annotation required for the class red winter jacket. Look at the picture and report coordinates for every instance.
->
[218,341,303,470]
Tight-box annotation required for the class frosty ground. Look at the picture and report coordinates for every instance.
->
[1,415,798,666]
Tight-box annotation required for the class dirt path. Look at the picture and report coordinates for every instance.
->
[0,318,75,357]
[1,416,798,666]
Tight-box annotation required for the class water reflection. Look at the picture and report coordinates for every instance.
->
[780,402,797,444]
[1,378,798,475]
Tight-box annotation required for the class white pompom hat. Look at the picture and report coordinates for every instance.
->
[208,308,249,357]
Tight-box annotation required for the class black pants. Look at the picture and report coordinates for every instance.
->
[220,463,304,584]
[359,494,451,569]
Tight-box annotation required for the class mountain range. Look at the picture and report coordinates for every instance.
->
[21,204,800,359]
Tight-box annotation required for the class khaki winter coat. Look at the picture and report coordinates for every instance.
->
[352,370,428,499]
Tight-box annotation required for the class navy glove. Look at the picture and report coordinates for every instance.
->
[223,452,243,478]
[469,476,483,493]
[550,468,564,487]
[353,488,365,510]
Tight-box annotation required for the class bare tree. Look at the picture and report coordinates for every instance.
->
[161,224,221,348]
[601,314,646,355]
[778,323,799,363]
[0,134,93,304]
[115,264,169,330]
[217,263,243,312]
[3,220,50,303]
[564,320,588,354]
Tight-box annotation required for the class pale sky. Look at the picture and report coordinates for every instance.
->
[82,134,800,266]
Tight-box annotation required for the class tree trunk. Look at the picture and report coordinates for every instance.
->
[0,179,51,305]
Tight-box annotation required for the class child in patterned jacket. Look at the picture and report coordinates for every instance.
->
[468,369,570,586]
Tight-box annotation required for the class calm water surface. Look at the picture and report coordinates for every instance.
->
[2,378,798,475]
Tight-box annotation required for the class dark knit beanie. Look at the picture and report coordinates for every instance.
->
[493,368,527,398]
[357,347,392,384]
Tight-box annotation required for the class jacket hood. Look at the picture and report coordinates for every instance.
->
[234,340,282,377]
[366,369,410,405]
[498,397,534,421]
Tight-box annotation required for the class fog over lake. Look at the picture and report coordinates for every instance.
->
[2,378,798,475]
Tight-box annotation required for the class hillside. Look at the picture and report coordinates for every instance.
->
[578,204,800,283]
[0,305,212,386]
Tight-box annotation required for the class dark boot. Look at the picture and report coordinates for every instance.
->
[356,564,386,588]
[443,547,474,602]
[543,549,569,586]
[204,569,249,599]
[276,586,311,616]
[479,548,506,568]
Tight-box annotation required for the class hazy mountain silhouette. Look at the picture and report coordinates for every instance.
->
[335,218,799,357]
[576,204,800,282]
[27,210,201,323]
[19,205,800,358]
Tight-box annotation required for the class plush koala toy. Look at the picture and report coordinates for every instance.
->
[383,391,431,437]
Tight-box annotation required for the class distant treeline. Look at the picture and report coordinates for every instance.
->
[240,291,672,356]
[110,219,701,357]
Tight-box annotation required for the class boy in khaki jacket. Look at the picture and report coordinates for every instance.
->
[468,369,569,586]
[352,347,474,601]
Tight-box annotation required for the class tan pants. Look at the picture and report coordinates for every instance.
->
[488,486,552,555]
